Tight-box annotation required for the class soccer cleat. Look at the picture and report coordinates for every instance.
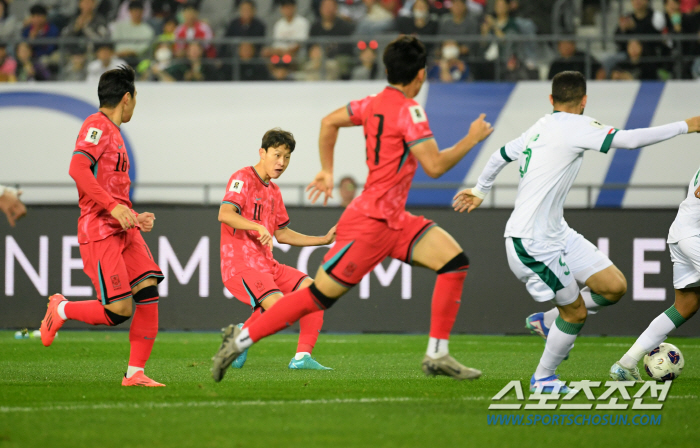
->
[525,312,549,339]
[231,323,249,369]
[211,324,245,382]
[609,361,644,383]
[421,354,481,381]
[121,371,165,387]
[40,294,67,347]
[530,374,571,393]
[288,354,333,370]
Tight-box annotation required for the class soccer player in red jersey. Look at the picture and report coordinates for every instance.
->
[40,66,165,387]
[217,128,336,372]
[212,35,493,381]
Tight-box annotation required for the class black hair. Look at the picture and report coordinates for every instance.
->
[551,71,586,105]
[261,128,296,153]
[239,0,256,8]
[383,35,427,86]
[98,65,135,108]
[29,4,48,15]
[128,0,144,9]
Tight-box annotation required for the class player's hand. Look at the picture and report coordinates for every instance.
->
[452,189,484,213]
[324,225,337,245]
[137,212,156,232]
[685,116,700,133]
[256,225,273,251]
[111,204,137,230]
[306,170,334,206]
[466,113,494,145]
[0,189,27,227]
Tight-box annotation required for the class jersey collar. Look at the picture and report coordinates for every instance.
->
[386,85,407,97]
[99,111,121,129]
[250,166,270,187]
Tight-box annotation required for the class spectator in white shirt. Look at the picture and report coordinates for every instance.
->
[86,42,127,82]
[271,0,309,56]
[111,1,155,62]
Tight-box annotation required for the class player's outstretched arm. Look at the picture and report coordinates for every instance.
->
[274,225,337,247]
[410,113,493,179]
[610,118,697,150]
[308,106,356,206]
[218,203,273,250]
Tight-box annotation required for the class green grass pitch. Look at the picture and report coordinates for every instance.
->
[1,331,698,448]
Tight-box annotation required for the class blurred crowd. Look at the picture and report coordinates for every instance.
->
[0,0,700,82]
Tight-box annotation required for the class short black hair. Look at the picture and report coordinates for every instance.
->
[128,0,144,10]
[30,4,48,15]
[239,0,256,8]
[551,71,586,105]
[279,0,296,6]
[95,41,115,51]
[98,65,135,108]
[261,128,296,153]
[383,35,427,86]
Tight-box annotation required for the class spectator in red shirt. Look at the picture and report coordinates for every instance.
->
[174,1,215,58]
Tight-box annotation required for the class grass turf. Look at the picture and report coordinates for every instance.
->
[0,331,698,448]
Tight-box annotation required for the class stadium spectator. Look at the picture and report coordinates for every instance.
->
[439,0,478,36]
[225,0,266,39]
[0,0,20,40]
[428,39,468,82]
[136,41,174,80]
[338,176,357,207]
[396,0,439,37]
[0,41,17,81]
[173,1,215,58]
[42,0,81,30]
[198,0,236,36]
[59,46,88,80]
[269,58,293,80]
[614,0,664,52]
[111,1,155,63]
[354,0,395,35]
[235,41,270,80]
[113,0,153,23]
[611,39,658,80]
[270,0,310,56]
[86,42,126,82]
[62,0,110,41]
[14,41,52,80]
[0,185,27,227]
[510,0,555,34]
[680,0,700,13]
[151,0,180,19]
[299,43,340,80]
[350,46,381,79]
[156,15,177,41]
[548,40,604,80]
[310,0,354,58]
[162,41,220,81]
[21,4,60,58]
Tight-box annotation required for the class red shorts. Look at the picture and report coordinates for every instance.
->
[224,264,309,310]
[322,210,435,287]
[79,228,163,305]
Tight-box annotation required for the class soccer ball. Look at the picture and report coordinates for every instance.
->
[643,343,684,381]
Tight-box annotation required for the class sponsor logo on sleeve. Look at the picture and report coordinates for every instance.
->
[590,120,605,129]
[84,127,103,145]
[409,105,427,124]
[229,180,244,193]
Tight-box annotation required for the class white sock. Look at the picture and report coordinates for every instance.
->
[543,308,558,329]
[57,301,68,320]
[295,352,311,360]
[235,328,253,350]
[126,366,144,378]
[619,313,676,369]
[534,317,582,380]
[426,337,449,359]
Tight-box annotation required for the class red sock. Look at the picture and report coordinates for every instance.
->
[242,308,264,329]
[297,310,324,354]
[430,272,467,339]
[64,300,112,325]
[247,288,322,343]
[128,303,158,368]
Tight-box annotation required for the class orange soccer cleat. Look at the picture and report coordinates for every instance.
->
[121,371,166,387]
[40,294,67,347]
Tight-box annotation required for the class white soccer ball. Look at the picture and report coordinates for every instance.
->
[643,343,684,381]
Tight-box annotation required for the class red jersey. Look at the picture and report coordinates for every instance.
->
[346,86,434,229]
[220,166,291,283]
[69,112,133,244]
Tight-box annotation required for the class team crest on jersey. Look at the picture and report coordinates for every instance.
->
[255,280,264,292]
[343,262,357,277]
[589,120,605,129]
[110,275,121,289]
[84,127,103,145]
[409,105,427,124]
[229,180,244,193]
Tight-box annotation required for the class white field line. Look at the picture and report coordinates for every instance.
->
[1,394,696,414]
